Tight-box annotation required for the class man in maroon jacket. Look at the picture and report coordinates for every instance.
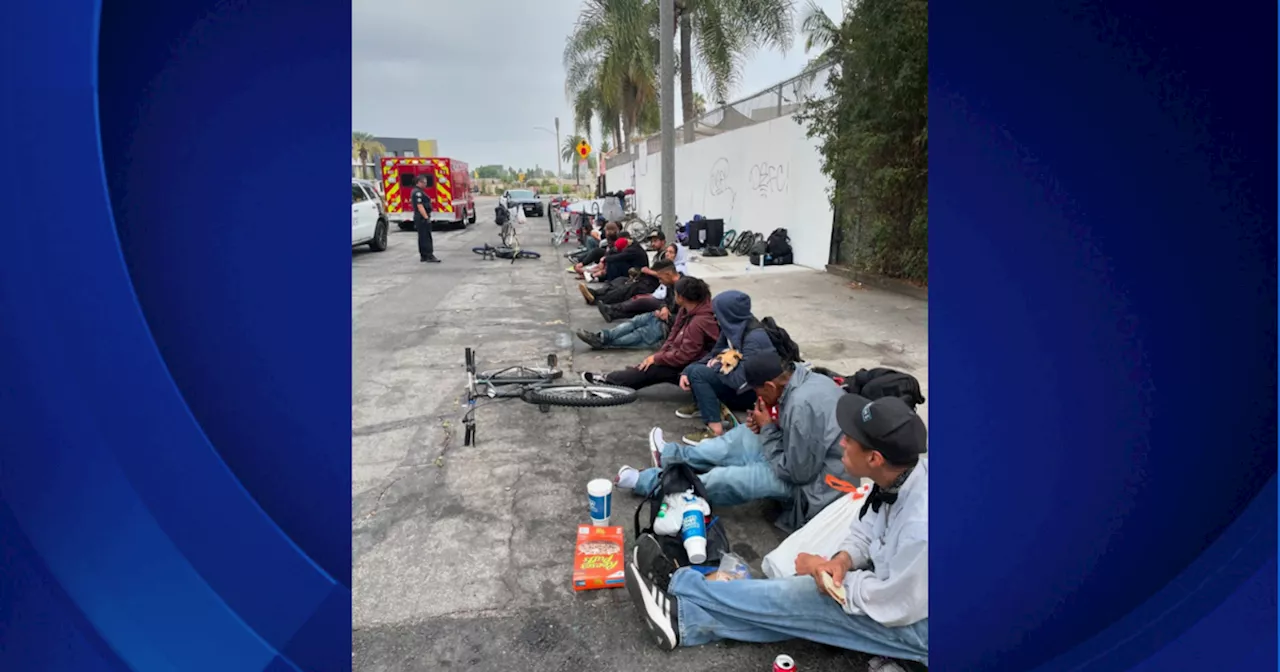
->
[581,277,719,390]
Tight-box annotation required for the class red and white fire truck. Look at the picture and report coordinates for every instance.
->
[380,156,476,230]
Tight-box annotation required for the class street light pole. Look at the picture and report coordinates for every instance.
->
[555,117,563,196]
[533,124,563,196]
[658,0,676,241]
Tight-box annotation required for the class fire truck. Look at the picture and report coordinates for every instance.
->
[380,157,476,230]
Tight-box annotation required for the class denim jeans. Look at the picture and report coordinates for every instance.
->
[601,313,665,349]
[631,425,792,505]
[669,569,929,664]
[685,361,757,425]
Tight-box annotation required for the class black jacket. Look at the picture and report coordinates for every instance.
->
[604,241,651,282]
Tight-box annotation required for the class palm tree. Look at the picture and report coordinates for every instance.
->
[561,134,588,186]
[799,0,841,67]
[676,0,795,142]
[564,0,661,149]
[351,132,386,181]
[692,91,708,116]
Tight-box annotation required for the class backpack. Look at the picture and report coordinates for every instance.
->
[815,367,926,409]
[766,228,792,257]
[633,463,731,567]
[749,234,768,257]
[746,316,802,364]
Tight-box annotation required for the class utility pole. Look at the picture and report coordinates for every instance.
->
[554,117,563,196]
[659,0,676,240]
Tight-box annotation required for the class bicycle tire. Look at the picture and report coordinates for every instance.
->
[516,250,541,259]
[721,229,737,248]
[521,384,638,408]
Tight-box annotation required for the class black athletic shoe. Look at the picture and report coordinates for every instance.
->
[423,256,442,263]
[575,330,605,350]
[597,303,616,323]
[625,533,680,651]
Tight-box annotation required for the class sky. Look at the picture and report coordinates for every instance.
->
[352,0,843,172]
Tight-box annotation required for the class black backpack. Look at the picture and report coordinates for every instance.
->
[633,463,731,567]
[766,228,793,257]
[745,317,802,364]
[814,367,926,409]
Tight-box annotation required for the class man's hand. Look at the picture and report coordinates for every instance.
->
[638,355,656,371]
[747,398,771,433]
[655,307,670,322]
[806,552,853,602]
[679,374,691,391]
[794,552,826,576]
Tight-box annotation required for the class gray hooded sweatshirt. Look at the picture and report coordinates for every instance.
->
[759,363,851,533]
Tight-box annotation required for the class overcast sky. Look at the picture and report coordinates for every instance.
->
[352,0,843,172]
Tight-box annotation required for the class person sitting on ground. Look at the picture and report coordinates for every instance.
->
[597,230,649,283]
[615,352,850,532]
[597,241,686,321]
[574,274,700,351]
[583,260,680,321]
[580,277,718,390]
[572,223,619,275]
[578,237,668,307]
[622,394,929,670]
[676,290,779,444]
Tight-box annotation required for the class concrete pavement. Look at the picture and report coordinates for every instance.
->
[351,197,929,671]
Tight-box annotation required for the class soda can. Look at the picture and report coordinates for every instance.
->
[773,654,795,672]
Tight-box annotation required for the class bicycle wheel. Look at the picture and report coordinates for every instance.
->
[721,229,738,248]
[516,250,541,259]
[521,384,638,408]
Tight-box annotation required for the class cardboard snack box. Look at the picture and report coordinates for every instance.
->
[573,525,625,591]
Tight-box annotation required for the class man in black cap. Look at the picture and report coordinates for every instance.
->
[411,174,440,263]
[613,352,849,533]
[622,393,928,670]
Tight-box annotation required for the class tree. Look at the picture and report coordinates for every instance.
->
[561,134,588,186]
[676,0,794,142]
[692,91,708,116]
[564,0,661,148]
[352,132,386,181]
[796,0,928,282]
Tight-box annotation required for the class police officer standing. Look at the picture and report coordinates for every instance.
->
[412,174,441,263]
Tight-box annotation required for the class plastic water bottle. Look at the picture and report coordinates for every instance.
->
[653,492,687,536]
[680,493,711,563]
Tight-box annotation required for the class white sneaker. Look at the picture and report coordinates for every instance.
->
[648,427,665,468]
[868,657,914,672]
[614,465,640,490]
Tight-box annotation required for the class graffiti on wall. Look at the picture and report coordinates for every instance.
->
[747,161,789,196]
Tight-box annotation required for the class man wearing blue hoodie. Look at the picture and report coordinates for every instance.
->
[676,290,779,444]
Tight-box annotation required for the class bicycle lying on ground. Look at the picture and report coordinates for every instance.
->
[461,347,638,445]
[474,203,541,262]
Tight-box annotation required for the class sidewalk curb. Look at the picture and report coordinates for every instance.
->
[825,265,929,302]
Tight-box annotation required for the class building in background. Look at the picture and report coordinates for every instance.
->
[352,137,439,179]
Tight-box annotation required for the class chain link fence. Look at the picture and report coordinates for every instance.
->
[606,63,835,167]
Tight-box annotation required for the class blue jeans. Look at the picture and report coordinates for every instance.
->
[601,313,665,349]
[632,425,792,505]
[685,361,757,425]
[669,570,929,664]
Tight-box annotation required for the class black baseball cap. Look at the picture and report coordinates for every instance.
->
[836,394,927,464]
[647,229,666,241]
[741,352,785,389]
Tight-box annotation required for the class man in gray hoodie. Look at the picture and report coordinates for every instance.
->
[616,352,849,533]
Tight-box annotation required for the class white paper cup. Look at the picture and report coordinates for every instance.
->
[587,479,613,525]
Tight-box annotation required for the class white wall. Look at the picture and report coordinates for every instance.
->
[605,114,834,270]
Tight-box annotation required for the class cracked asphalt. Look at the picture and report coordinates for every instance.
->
[352,196,929,671]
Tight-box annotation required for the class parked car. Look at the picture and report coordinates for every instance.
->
[352,179,389,252]
[501,189,544,218]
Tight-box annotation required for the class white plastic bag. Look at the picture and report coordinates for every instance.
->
[762,483,871,579]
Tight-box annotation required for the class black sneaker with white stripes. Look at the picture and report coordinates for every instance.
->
[625,533,681,651]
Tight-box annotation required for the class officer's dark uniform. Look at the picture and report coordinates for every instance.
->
[411,182,438,261]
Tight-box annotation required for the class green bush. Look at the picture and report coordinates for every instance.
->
[797,0,928,284]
